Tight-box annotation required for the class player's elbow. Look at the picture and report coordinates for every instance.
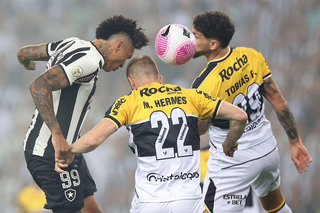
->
[242,110,248,122]
[237,109,248,125]
[17,46,26,59]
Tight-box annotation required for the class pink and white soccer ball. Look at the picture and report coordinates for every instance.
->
[155,24,196,66]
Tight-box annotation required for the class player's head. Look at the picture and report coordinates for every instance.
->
[192,11,235,58]
[95,15,150,72]
[126,55,163,90]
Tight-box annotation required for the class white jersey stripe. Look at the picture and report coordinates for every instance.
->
[32,122,51,156]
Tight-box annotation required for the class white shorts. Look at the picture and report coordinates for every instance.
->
[130,194,205,213]
[203,136,281,213]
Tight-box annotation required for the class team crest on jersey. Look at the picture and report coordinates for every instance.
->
[64,189,76,202]
[72,66,83,77]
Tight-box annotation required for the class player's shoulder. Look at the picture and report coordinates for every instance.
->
[64,36,81,41]
[118,90,136,104]
[182,87,216,101]
[233,46,264,58]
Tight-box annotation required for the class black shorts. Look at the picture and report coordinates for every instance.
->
[25,151,97,213]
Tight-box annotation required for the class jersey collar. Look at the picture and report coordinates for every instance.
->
[207,46,233,65]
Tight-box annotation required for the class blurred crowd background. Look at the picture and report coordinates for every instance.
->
[1,0,319,212]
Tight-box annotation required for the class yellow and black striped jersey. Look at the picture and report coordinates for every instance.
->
[192,47,273,151]
[104,82,223,202]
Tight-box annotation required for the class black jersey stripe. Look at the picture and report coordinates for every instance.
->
[25,112,44,151]
[130,116,200,157]
[50,41,76,66]
[61,47,90,63]
[46,43,50,58]
[50,40,64,52]
[72,77,97,143]
[56,83,81,140]
[191,47,234,89]
[55,40,75,52]
[63,53,87,67]
[212,99,222,118]
[204,178,216,213]
[99,60,102,70]
[263,72,271,80]
[191,61,218,89]
[104,101,122,128]
[43,135,54,159]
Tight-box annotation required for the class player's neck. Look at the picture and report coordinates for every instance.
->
[207,46,229,62]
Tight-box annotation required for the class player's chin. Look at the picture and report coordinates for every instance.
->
[192,52,202,59]
[103,69,113,72]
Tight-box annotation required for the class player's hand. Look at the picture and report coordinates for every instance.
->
[290,141,312,174]
[52,134,72,171]
[55,154,75,173]
[20,60,36,70]
[222,141,239,157]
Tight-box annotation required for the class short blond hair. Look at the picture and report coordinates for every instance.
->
[126,55,159,80]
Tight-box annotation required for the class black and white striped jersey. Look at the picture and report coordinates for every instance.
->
[24,37,105,159]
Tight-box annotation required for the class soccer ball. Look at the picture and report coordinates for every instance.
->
[155,24,196,66]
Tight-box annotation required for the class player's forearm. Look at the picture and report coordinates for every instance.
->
[225,119,246,145]
[17,44,49,65]
[71,140,98,154]
[274,104,301,144]
[263,77,301,145]
[71,120,117,153]
[29,77,62,135]
[70,134,101,154]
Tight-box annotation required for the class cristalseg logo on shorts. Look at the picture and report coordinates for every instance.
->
[64,189,76,202]
[72,66,83,77]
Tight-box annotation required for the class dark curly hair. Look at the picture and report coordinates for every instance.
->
[96,15,149,49]
[193,11,235,48]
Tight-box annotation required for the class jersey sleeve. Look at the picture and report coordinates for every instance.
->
[103,96,129,129]
[60,55,98,85]
[190,89,223,120]
[47,37,101,86]
[257,51,272,80]
[47,37,79,57]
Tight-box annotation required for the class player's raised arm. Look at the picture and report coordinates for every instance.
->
[262,77,312,173]
[216,102,248,157]
[17,43,49,70]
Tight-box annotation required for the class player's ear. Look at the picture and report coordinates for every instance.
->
[159,75,163,84]
[115,41,124,53]
[127,77,136,90]
[209,39,219,51]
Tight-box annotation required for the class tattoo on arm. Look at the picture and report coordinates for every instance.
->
[276,107,299,141]
[29,66,69,134]
[18,44,49,66]
[264,77,299,143]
